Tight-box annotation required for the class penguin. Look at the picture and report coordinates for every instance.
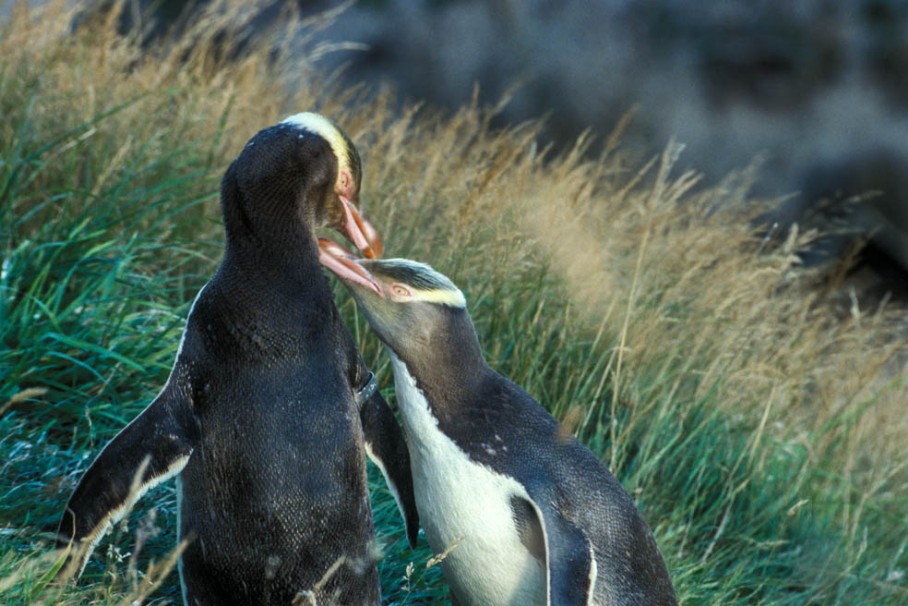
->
[317,252,678,606]
[56,113,419,606]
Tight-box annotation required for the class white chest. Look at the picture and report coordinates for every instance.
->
[390,355,545,606]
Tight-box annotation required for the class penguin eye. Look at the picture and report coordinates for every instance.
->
[390,284,412,299]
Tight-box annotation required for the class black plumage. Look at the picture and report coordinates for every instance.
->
[329,258,677,606]
[56,114,417,606]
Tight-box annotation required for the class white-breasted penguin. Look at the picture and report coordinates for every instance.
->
[319,254,678,606]
[55,114,419,605]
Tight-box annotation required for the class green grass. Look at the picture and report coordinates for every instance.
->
[2,1,907,604]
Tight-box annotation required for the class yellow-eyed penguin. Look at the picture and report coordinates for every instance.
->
[55,114,418,605]
[317,252,677,606]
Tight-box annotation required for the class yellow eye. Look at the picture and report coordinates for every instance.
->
[391,284,411,298]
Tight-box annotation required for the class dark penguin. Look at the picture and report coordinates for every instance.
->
[56,113,419,605]
[319,254,677,606]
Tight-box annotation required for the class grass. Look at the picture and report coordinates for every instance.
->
[2,1,906,604]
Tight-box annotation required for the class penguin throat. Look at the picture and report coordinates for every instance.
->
[226,212,319,261]
[387,352,443,448]
[383,319,488,404]
[224,219,324,282]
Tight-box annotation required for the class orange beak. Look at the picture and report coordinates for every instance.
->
[339,197,383,259]
[317,238,383,296]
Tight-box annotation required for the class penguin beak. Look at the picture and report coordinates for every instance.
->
[338,197,383,259]
[318,237,383,296]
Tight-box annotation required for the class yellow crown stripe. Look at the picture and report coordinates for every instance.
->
[410,287,467,308]
[282,112,355,191]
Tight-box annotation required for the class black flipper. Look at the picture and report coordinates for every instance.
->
[356,373,420,548]
[530,497,596,606]
[510,496,545,563]
[56,380,195,579]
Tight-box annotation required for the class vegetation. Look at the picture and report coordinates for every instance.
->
[1,1,905,604]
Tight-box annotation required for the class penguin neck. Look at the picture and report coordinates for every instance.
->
[223,221,325,289]
[389,311,490,417]
[219,159,325,281]
[217,232,335,329]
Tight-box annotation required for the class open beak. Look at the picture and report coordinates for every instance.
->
[339,197,383,259]
[318,238,383,296]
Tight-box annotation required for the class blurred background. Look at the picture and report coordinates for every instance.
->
[23,0,908,302]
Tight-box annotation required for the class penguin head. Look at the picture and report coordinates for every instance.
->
[322,253,477,363]
[222,112,382,261]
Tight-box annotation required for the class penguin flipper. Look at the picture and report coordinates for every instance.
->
[529,498,596,606]
[358,385,420,547]
[56,383,195,580]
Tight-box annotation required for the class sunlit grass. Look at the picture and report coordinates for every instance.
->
[1,1,906,604]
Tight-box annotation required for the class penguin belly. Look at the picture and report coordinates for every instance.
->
[170,363,379,606]
[391,356,545,606]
